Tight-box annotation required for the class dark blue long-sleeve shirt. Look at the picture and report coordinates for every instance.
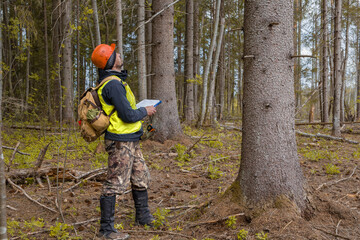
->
[98,69,147,141]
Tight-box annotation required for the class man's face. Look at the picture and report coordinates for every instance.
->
[112,53,123,71]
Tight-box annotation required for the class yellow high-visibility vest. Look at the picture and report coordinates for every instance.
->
[97,76,142,135]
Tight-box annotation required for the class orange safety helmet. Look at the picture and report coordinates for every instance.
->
[91,43,116,70]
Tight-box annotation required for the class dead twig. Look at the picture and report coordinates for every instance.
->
[6,205,17,211]
[64,171,105,193]
[6,177,57,213]
[336,220,342,235]
[186,132,206,155]
[316,166,357,191]
[295,130,359,144]
[2,145,30,155]
[188,212,245,228]
[165,205,198,211]
[313,226,351,240]
[8,142,21,171]
[74,167,106,181]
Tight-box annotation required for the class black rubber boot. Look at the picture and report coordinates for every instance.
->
[132,189,155,227]
[98,195,129,240]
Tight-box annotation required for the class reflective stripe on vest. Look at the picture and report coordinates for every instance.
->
[97,76,142,135]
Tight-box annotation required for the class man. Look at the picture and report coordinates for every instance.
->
[91,43,156,240]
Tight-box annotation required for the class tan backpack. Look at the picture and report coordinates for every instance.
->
[78,76,118,142]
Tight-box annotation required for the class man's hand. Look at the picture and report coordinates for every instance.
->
[145,106,156,116]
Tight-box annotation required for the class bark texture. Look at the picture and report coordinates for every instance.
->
[116,0,124,60]
[321,0,329,123]
[236,0,306,211]
[332,0,342,136]
[62,0,74,122]
[151,0,182,141]
[92,0,101,46]
[138,0,147,100]
[184,0,195,123]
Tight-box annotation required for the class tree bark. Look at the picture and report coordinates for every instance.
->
[138,0,147,100]
[357,1,360,120]
[0,2,7,238]
[199,0,221,126]
[145,0,152,99]
[44,0,52,122]
[321,0,329,123]
[332,0,342,137]
[207,18,225,124]
[92,0,101,46]
[151,0,182,141]
[25,32,30,113]
[116,0,124,62]
[340,2,349,123]
[62,0,74,123]
[184,0,195,123]
[233,0,306,211]
[193,2,201,116]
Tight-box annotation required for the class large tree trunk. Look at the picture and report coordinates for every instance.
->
[0,2,7,238]
[138,0,147,100]
[184,0,195,123]
[233,0,306,211]
[321,0,329,123]
[116,0,124,60]
[332,0,342,136]
[199,0,221,126]
[62,0,74,123]
[92,0,101,46]
[151,0,182,141]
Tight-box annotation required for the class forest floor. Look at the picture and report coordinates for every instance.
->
[3,122,360,240]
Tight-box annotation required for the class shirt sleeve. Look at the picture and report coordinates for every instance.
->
[101,80,147,123]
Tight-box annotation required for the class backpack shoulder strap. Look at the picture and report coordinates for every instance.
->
[94,76,122,90]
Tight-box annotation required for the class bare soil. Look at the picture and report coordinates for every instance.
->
[5,123,360,240]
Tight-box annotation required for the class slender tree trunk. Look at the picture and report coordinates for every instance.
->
[138,0,147,100]
[232,0,306,211]
[62,0,74,123]
[199,0,221,126]
[92,0,101,46]
[52,0,61,121]
[321,0,329,122]
[0,2,7,238]
[184,0,195,123]
[151,0,182,141]
[146,0,152,99]
[207,18,225,124]
[332,0,342,136]
[340,4,349,123]
[4,0,13,97]
[176,31,183,117]
[294,0,302,110]
[25,33,30,113]
[357,6,360,120]
[44,0,52,121]
[76,0,81,110]
[116,0,124,61]
[218,35,226,120]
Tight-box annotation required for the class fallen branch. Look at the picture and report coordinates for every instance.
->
[188,212,245,228]
[186,133,206,155]
[316,166,357,191]
[295,130,359,144]
[6,205,17,211]
[64,171,105,193]
[165,205,198,211]
[10,125,61,131]
[313,226,351,240]
[6,177,57,213]
[8,142,21,170]
[191,154,241,169]
[219,124,242,131]
[2,146,30,155]
[73,167,106,181]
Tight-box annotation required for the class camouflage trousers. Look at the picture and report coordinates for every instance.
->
[102,140,151,195]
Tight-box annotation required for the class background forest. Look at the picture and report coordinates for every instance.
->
[1,0,358,126]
